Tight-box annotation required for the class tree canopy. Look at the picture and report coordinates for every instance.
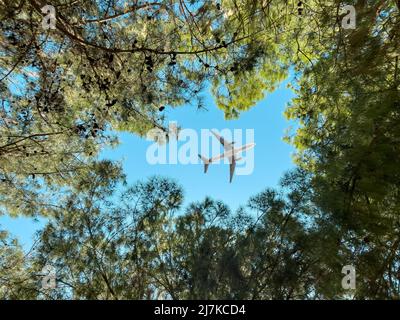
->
[1,0,399,299]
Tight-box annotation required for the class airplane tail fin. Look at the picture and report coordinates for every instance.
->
[198,154,210,173]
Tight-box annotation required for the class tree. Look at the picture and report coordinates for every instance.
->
[2,167,398,299]
[0,0,294,218]
[31,172,182,299]
[0,227,39,299]
[284,1,400,298]
[2,0,400,300]
[0,171,340,299]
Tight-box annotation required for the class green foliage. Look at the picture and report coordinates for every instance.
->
[0,228,37,299]
[284,0,400,299]
[0,0,296,218]
[1,0,400,300]
[0,171,384,299]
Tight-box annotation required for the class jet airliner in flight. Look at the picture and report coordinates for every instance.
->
[198,130,255,183]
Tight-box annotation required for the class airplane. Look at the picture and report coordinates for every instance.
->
[198,130,255,183]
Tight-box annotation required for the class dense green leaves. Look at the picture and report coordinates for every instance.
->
[0,0,295,218]
[2,170,395,300]
[1,0,400,300]
[284,0,400,299]
[0,172,320,299]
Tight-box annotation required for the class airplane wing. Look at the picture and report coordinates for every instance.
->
[229,157,236,183]
[211,130,234,151]
[210,153,225,163]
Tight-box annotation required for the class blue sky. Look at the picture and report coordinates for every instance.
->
[0,78,297,249]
